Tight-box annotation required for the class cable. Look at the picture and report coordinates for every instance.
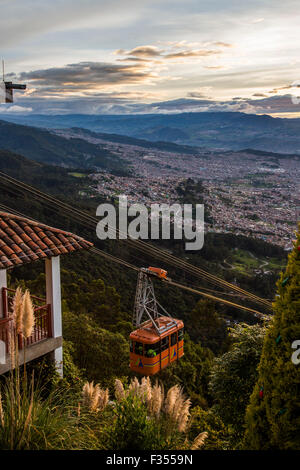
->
[90,249,267,317]
[90,247,139,272]
[166,280,268,319]
[0,202,266,303]
[176,279,272,300]
[88,250,268,318]
[0,171,272,309]
[0,171,272,307]
[0,202,268,318]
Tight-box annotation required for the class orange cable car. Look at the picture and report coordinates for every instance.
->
[129,267,184,376]
[147,267,168,280]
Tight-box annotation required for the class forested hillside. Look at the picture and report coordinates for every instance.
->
[0,147,292,451]
[0,120,128,173]
[0,149,94,196]
[0,150,286,324]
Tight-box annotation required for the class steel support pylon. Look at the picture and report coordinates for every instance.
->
[133,268,176,334]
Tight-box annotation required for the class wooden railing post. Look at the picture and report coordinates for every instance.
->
[18,333,23,350]
[2,287,8,318]
[47,304,53,338]
[0,270,7,318]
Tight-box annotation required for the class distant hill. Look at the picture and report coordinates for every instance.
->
[0,149,93,197]
[227,148,300,160]
[0,119,128,173]
[65,127,200,154]
[3,111,300,153]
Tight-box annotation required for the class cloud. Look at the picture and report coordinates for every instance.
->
[164,49,220,59]
[243,94,300,114]
[252,93,268,97]
[269,83,300,94]
[0,105,32,113]
[115,45,163,58]
[212,42,233,48]
[0,0,145,47]
[9,40,231,102]
[13,61,164,96]
[162,40,233,49]
[187,88,213,99]
[7,91,300,116]
[1,0,298,111]
[114,41,231,63]
[204,65,225,70]
[251,18,265,24]
[117,57,154,63]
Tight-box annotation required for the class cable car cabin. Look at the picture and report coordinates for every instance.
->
[147,267,168,280]
[130,316,184,376]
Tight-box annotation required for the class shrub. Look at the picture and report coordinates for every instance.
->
[244,229,300,450]
[189,407,230,450]
[111,377,208,450]
[108,394,161,450]
[209,323,265,442]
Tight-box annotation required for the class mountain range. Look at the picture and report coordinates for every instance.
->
[3,111,300,154]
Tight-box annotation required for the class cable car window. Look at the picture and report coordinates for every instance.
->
[145,342,160,358]
[171,332,177,346]
[134,342,144,356]
[160,336,169,352]
[178,328,184,341]
[130,340,133,352]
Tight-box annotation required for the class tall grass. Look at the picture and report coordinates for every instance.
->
[82,381,109,413]
[113,377,207,450]
[1,288,207,450]
[0,288,98,450]
[0,372,98,449]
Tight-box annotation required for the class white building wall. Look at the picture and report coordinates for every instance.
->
[45,257,63,376]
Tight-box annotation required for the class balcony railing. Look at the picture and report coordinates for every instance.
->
[0,287,52,352]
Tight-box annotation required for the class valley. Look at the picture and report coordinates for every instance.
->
[56,127,300,251]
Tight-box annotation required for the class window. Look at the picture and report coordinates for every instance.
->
[130,340,133,352]
[134,342,144,356]
[160,336,169,352]
[145,342,160,358]
[171,332,177,346]
[178,328,184,341]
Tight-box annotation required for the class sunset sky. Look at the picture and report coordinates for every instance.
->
[1,0,300,116]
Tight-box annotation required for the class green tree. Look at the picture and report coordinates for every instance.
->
[108,395,161,450]
[158,334,214,407]
[61,270,127,329]
[209,323,265,442]
[25,269,129,331]
[63,310,129,386]
[189,407,230,450]
[244,229,300,450]
[189,300,229,354]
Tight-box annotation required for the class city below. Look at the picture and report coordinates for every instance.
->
[57,129,300,251]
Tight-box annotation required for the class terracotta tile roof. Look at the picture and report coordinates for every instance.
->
[0,212,93,269]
